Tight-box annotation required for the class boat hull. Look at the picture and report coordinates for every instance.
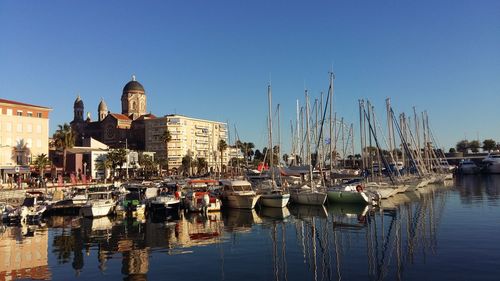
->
[327,190,370,204]
[260,193,290,208]
[80,203,114,217]
[222,195,260,209]
[290,191,327,206]
[483,163,500,174]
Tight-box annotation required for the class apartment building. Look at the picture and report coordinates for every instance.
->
[0,99,51,182]
[145,114,228,172]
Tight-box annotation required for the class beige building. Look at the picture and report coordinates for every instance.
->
[145,114,228,172]
[0,99,51,182]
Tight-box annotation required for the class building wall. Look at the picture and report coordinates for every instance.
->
[0,100,51,174]
[145,115,228,171]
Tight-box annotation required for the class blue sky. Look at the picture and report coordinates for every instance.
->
[1,0,499,153]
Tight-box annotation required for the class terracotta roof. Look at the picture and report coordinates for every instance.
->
[0,98,51,110]
[137,113,157,120]
[109,113,131,121]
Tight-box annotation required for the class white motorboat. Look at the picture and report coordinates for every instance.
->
[220,179,260,209]
[482,153,500,174]
[148,189,181,216]
[457,159,480,174]
[79,191,116,217]
[6,191,48,223]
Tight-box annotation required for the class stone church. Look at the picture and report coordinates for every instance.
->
[70,76,156,150]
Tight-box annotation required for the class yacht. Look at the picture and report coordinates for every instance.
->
[220,179,260,209]
[5,191,48,223]
[482,153,500,174]
[79,191,116,217]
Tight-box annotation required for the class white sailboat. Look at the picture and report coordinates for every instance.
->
[289,90,327,206]
[258,84,290,208]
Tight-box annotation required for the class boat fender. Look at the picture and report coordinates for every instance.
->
[356,185,363,193]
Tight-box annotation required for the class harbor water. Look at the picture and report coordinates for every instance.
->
[1,175,500,281]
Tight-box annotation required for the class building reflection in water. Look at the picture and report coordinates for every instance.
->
[455,174,500,205]
[0,224,51,281]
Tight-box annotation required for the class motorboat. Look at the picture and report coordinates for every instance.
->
[148,186,181,217]
[115,189,146,218]
[482,153,500,174]
[79,191,116,217]
[220,179,260,209]
[457,159,480,174]
[5,191,49,223]
[183,179,222,212]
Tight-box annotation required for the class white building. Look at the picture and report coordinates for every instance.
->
[145,114,228,173]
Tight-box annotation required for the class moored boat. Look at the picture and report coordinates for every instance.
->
[220,179,260,209]
[79,191,116,217]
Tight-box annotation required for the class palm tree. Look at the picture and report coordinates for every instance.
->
[33,153,51,191]
[11,139,31,165]
[53,123,75,176]
[218,139,228,176]
[162,128,172,176]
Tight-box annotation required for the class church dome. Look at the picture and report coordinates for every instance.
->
[123,75,145,94]
[74,95,84,108]
[98,98,108,111]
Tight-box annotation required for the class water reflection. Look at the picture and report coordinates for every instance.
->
[3,180,499,280]
[0,224,50,280]
[455,175,500,205]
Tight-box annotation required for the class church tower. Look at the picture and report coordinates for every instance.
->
[98,98,108,121]
[121,75,147,120]
[73,95,84,121]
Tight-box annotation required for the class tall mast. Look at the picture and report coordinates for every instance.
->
[305,90,313,186]
[268,84,274,182]
[329,72,334,183]
[296,99,300,165]
[278,103,281,168]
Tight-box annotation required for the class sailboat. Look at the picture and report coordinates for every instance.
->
[257,84,290,208]
[289,90,327,206]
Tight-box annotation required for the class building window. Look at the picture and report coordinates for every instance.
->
[17,110,22,116]
[7,109,12,116]
[36,139,42,148]
[37,112,42,118]
[6,122,12,132]
[26,124,32,133]
[17,123,22,133]
[27,112,33,117]
[36,125,42,133]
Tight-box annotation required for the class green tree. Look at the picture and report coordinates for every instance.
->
[53,123,75,175]
[33,153,51,191]
[12,139,31,165]
[181,153,193,176]
[162,128,172,176]
[449,148,456,153]
[483,139,497,152]
[469,140,480,153]
[218,139,228,175]
[95,155,112,180]
[197,158,207,175]
[139,154,155,179]
[107,148,127,179]
[456,140,469,153]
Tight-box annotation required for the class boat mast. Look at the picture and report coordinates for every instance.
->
[305,90,313,187]
[328,72,334,183]
[268,84,275,183]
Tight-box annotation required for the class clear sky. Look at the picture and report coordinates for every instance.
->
[1,0,499,153]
